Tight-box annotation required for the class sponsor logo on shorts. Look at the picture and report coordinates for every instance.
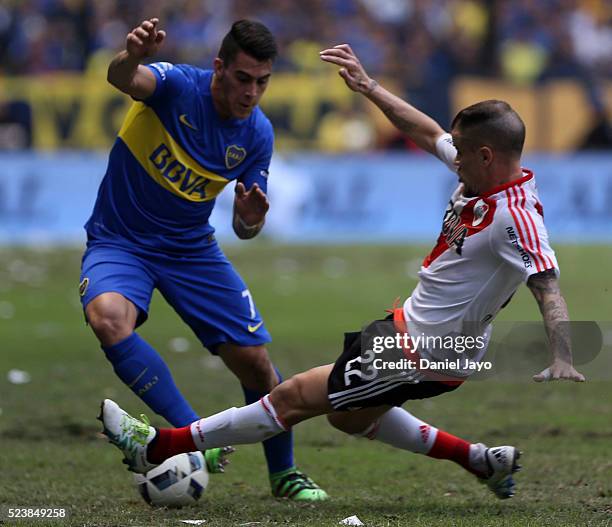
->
[248,321,264,333]
[225,145,247,169]
[79,277,89,297]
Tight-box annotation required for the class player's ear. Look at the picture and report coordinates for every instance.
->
[479,146,493,167]
[213,57,224,77]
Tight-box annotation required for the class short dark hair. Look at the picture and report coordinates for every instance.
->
[451,100,526,157]
[218,20,277,65]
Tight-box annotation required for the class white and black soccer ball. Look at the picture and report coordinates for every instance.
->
[133,452,209,508]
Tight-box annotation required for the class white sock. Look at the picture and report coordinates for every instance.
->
[468,442,489,475]
[189,394,286,450]
[360,408,488,475]
[361,407,438,454]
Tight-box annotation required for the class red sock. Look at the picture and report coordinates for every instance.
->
[147,426,196,464]
[427,430,480,476]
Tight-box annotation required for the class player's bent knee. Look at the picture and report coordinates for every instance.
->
[327,408,387,436]
[269,375,308,427]
[327,413,362,434]
[86,294,136,346]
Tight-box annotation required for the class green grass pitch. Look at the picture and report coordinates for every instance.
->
[0,244,610,526]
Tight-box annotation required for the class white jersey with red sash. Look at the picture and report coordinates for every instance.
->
[403,133,558,377]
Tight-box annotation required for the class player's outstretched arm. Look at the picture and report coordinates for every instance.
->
[232,183,269,240]
[319,44,446,156]
[527,270,586,382]
[107,17,166,100]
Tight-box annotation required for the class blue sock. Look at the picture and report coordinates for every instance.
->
[242,366,294,475]
[102,333,199,427]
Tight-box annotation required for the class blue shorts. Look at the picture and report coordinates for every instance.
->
[79,240,271,352]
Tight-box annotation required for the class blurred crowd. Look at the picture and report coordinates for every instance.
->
[0,0,610,148]
[1,0,609,77]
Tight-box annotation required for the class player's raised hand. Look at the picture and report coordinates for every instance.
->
[319,44,378,95]
[234,182,269,227]
[533,360,586,382]
[126,18,166,59]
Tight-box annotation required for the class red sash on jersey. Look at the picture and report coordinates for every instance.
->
[392,307,465,387]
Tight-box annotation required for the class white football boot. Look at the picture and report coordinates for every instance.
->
[98,399,158,474]
[475,444,522,499]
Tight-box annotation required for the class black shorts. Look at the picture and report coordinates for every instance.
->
[327,325,462,411]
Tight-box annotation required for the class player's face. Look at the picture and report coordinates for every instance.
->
[213,51,273,119]
[451,128,489,196]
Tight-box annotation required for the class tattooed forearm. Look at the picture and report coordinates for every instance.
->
[526,269,560,300]
[527,270,572,363]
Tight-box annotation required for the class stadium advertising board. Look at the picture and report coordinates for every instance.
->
[0,153,610,245]
[0,73,355,151]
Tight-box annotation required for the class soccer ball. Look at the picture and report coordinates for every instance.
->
[133,452,209,508]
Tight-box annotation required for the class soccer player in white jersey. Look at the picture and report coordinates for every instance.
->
[99,44,585,501]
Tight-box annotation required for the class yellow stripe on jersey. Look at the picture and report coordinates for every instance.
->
[118,103,229,202]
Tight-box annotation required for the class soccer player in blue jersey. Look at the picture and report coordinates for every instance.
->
[79,17,327,501]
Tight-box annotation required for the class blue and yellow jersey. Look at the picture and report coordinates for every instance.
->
[85,62,274,252]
